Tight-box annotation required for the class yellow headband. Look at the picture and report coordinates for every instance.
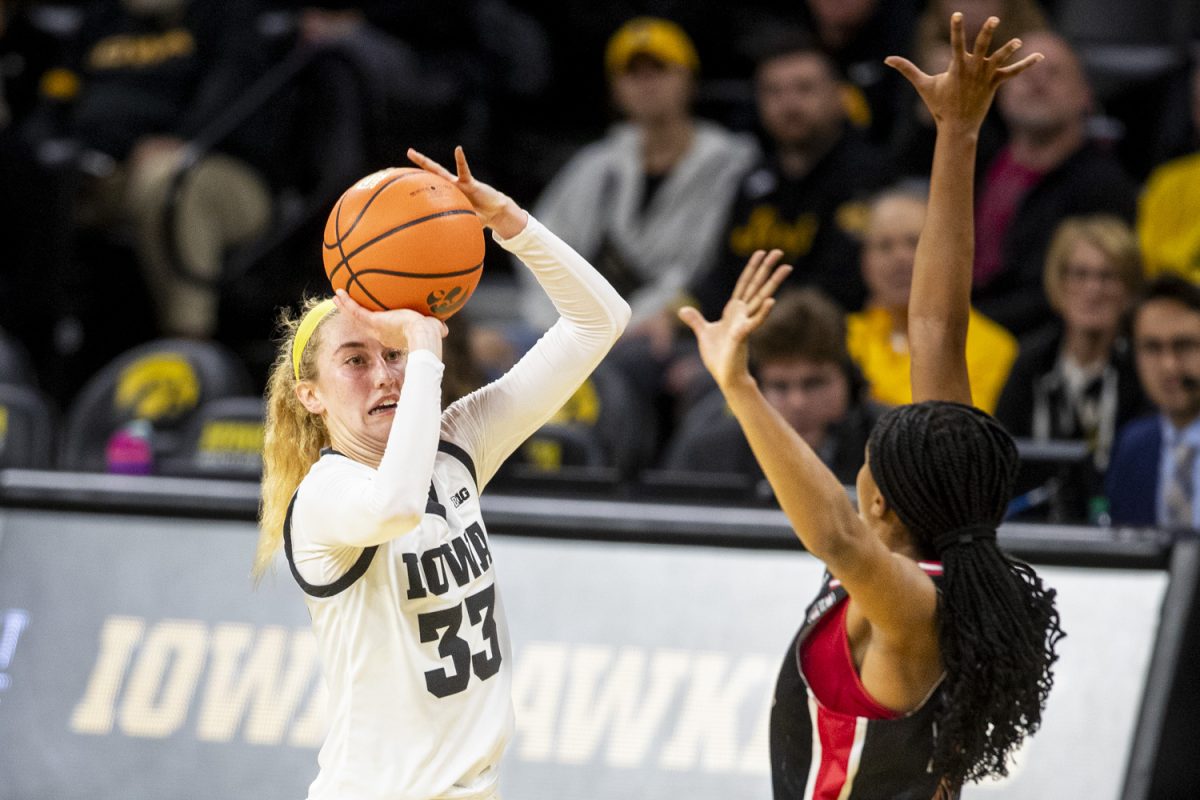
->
[292,298,337,380]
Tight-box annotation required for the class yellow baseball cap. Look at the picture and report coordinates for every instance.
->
[605,17,699,76]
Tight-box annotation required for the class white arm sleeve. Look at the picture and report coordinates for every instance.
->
[444,216,631,488]
[295,350,445,548]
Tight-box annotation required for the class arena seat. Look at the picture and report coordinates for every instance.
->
[60,339,252,473]
[516,364,657,476]
[517,423,606,471]
[0,384,57,469]
[160,396,265,480]
[1054,0,1188,96]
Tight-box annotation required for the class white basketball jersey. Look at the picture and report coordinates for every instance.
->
[286,443,511,800]
[279,215,630,800]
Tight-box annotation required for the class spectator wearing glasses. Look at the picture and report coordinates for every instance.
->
[996,216,1147,469]
[1106,276,1200,527]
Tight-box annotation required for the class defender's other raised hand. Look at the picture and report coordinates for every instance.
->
[678,250,792,391]
[884,13,1042,133]
[407,146,528,238]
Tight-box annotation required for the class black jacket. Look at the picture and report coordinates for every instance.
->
[995,322,1147,446]
[974,143,1138,336]
[691,132,890,317]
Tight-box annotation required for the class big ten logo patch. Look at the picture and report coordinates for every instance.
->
[522,379,601,470]
[114,354,200,422]
[427,285,468,316]
[196,420,264,469]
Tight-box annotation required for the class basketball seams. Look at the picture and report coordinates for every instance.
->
[331,190,388,311]
[351,261,483,281]
[321,170,484,316]
[321,172,407,251]
[326,209,478,287]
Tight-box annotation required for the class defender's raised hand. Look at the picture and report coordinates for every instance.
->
[884,13,1042,132]
[678,250,792,391]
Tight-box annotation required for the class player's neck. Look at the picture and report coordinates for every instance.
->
[330,432,385,469]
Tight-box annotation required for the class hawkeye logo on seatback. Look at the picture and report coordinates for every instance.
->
[114,354,200,422]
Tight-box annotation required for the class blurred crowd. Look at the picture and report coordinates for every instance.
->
[1,0,1199,529]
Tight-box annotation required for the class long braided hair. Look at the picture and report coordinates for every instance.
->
[868,401,1065,790]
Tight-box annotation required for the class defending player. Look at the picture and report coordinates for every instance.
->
[253,147,630,800]
[679,15,1064,798]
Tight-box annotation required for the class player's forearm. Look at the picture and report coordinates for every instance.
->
[363,351,445,536]
[442,218,630,487]
[499,216,631,342]
[722,376,861,561]
[908,124,977,404]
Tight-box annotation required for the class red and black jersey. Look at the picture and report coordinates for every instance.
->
[770,564,951,800]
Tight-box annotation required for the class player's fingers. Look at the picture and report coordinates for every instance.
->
[742,252,783,313]
[884,55,927,88]
[732,250,765,301]
[745,297,777,330]
[454,146,474,184]
[755,264,793,304]
[989,37,1023,66]
[973,16,999,59]
[996,51,1044,79]
[743,249,783,301]
[677,306,707,335]
[333,288,367,318]
[949,12,966,58]
[407,147,455,181]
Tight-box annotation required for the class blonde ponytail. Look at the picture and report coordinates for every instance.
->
[254,298,336,580]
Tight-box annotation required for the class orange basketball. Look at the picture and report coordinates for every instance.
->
[322,167,485,319]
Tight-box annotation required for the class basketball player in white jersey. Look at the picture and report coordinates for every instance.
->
[254,146,631,800]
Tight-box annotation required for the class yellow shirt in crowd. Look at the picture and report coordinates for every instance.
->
[846,306,1018,413]
[1139,151,1200,282]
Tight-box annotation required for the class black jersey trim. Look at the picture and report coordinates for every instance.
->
[326,441,480,484]
[437,440,477,486]
[321,443,476,488]
[426,483,447,520]
[282,493,378,598]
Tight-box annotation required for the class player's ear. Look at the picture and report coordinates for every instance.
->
[295,381,325,416]
[869,489,889,523]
